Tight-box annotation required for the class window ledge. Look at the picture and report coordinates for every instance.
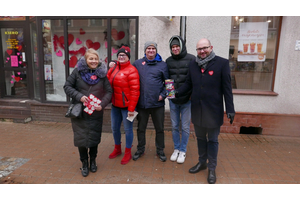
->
[233,89,278,96]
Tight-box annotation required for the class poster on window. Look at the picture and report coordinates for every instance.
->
[237,22,268,62]
[44,65,52,80]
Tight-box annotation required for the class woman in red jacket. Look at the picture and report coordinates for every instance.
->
[107,45,140,165]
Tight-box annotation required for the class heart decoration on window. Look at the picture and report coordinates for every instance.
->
[80,28,86,35]
[69,47,86,56]
[76,38,82,45]
[58,34,74,48]
[63,56,78,68]
[56,50,63,57]
[111,29,125,41]
[6,49,13,55]
[16,45,22,51]
[112,47,118,55]
[86,40,101,50]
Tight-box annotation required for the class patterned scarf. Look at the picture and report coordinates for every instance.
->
[195,50,216,69]
[80,70,100,85]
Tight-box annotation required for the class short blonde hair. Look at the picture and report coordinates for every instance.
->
[84,48,99,61]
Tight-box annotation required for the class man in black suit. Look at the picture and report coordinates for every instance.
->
[176,38,235,184]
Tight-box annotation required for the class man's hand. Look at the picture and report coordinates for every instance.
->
[158,95,163,101]
[227,113,235,124]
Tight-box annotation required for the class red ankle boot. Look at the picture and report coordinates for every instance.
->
[121,148,132,165]
[109,144,122,159]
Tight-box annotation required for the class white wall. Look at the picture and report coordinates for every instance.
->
[138,16,181,110]
[138,16,180,60]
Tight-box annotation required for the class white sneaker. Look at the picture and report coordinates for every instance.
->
[170,149,180,161]
[177,151,186,164]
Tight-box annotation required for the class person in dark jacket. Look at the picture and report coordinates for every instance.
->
[64,49,112,177]
[107,45,140,165]
[166,35,195,164]
[132,41,169,162]
[176,38,235,184]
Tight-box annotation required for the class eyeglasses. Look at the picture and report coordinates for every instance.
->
[196,46,211,51]
[118,54,127,57]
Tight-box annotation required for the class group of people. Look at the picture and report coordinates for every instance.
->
[64,36,235,184]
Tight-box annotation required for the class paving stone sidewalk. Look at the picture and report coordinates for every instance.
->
[0,121,300,184]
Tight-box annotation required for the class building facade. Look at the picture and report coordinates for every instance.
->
[0,16,299,136]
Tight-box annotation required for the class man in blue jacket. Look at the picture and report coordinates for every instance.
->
[176,38,235,184]
[132,41,169,162]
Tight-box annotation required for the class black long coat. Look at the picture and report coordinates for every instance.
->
[177,55,235,128]
[64,58,112,148]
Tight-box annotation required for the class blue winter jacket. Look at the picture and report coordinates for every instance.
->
[132,54,169,109]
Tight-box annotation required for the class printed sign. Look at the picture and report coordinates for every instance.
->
[238,22,268,62]
[10,55,19,67]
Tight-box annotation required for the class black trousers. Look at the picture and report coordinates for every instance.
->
[78,146,98,162]
[136,106,165,152]
[194,125,220,170]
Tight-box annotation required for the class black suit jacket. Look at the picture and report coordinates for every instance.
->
[177,55,235,128]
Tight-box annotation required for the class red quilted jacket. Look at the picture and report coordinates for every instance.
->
[107,61,140,112]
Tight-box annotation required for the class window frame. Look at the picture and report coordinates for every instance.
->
[36,16,139,103]
[230,16,282,96]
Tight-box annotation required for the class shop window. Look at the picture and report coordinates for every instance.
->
[229,16,280,91]
[42,19,66,101]
[1,28,28,97]
[111,18,137,62]
[67,18,108,76]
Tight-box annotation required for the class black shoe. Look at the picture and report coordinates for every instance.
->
[189,162,207,174]
[90,158,97,173]
[81,159,89,177]
[207,170,216,184]
[157,151,166,162]
[133,150,144,161]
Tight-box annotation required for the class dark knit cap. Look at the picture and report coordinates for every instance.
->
[117,45,131,59]
[144,41,157,52]
[170,38,180,47]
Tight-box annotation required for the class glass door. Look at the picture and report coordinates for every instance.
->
[0,26,29,97]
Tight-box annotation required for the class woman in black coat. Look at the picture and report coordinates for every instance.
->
[64,49,112,177]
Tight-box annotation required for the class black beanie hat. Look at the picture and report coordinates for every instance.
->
[170,38,180,47]
[117,45,131,59]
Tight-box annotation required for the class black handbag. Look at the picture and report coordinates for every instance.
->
[65,102,82,118]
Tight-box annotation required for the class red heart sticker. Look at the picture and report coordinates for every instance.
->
[14,77,21,82]
[58,36,65,48]
[6,49,13,55]
[63,56,78,68]
[111,29,125,41]
[16,45,22,51]
[80,28,86,35]
[86,40,101,50]
[91,75,97,80]
[68,34,74,46]
[58,34,74,48]
[209,71,214,76]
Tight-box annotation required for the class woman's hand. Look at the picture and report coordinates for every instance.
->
[80,96,90,103]
[94,105,102,111]
[128,111,135,117]
[109,62,116,68]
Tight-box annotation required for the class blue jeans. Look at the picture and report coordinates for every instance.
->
[169,100,191,153]
[193,125,220,170]
[111,105,134,149]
